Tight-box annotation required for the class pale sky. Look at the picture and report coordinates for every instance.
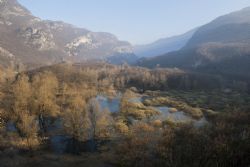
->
[18,0,250,45]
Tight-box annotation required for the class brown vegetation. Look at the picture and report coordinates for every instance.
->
[0,62,249,167]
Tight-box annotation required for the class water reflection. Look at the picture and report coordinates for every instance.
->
[96,94,208,126]
[96,95,121,113]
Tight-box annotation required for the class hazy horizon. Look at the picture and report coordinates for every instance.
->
[15,0,250,44]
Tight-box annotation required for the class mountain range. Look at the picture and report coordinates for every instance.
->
[0,0,137,68]
[1,0,250,82]
[134,29,196,58]
[138,7,250,81]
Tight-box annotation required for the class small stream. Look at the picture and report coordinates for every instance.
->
[97,95,208,126]
[153,106,207,127]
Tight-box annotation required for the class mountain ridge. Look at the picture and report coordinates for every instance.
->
[138,7,250,81]
[134,28,196,58]
[0,0,137,69]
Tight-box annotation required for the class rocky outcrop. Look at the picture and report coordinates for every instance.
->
[18,27,56,50]
[0,0,137,68]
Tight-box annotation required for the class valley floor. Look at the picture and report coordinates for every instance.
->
[0,63,249,167]
[0,151,109,167]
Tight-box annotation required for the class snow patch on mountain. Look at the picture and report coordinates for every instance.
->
[113,46,133,53]
[68,35,93,48]
[0,0,6,4]
[0,47,14,58]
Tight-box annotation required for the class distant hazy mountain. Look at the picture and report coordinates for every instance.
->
[0,0,137,68]
[138,7,250,80]
[134,29,196,58]
[185,7,250,48]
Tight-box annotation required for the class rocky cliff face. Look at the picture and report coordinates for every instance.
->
[0,0,136,68]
